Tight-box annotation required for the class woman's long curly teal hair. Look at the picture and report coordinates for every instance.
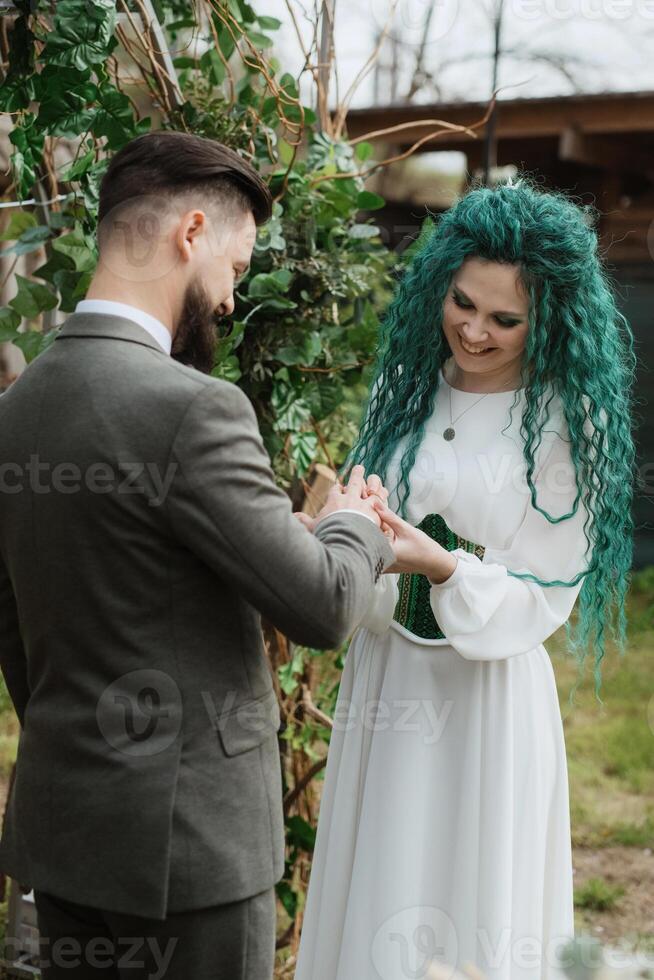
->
[344,176,637,700]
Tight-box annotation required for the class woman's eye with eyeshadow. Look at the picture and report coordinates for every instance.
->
[453,291,521,327]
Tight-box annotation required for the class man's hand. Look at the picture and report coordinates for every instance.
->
[368,499,458,584]
[315,464,385,527]
[293,466,392,532]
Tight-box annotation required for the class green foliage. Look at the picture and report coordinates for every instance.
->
[573,877,625,911]
[607,816,654,847]
[550,587,654,850]
[0,1,395,473]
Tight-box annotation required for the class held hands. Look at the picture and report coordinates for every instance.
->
[292,465,457,584]
[294,464,390,532]
[368,499,458,584]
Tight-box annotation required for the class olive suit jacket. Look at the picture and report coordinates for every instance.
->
[0,312,394,920]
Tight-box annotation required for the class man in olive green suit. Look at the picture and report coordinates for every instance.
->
[0,133,396,979]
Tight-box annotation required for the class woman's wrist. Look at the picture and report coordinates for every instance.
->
[422,545,458,585]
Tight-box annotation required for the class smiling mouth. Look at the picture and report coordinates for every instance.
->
[458,335,497,355]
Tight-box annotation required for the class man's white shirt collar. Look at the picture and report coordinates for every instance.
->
[74,299,172,355]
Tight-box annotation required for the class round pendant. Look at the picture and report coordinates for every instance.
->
[443,427,455,441]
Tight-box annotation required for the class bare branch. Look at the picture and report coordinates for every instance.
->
[332,0,400,139]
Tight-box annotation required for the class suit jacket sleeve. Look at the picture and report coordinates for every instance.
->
[165,380,396,649]
[0,548,29,726]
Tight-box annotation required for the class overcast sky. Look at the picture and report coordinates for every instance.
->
[265,0,654,106]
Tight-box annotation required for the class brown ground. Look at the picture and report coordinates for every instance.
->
[572,845,654,947]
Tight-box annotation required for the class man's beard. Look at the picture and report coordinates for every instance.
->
[171,278,218,374]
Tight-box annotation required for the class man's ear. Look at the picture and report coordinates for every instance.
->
[175,209,207,262]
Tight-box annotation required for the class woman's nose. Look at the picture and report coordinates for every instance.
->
[461,317,490,343]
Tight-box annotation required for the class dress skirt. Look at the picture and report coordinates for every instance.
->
[293,623,575,980]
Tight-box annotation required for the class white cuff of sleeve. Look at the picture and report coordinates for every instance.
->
[427,556,462,589]
[315,508,378,527]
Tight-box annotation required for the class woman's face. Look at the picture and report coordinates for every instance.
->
[441,257,530,384]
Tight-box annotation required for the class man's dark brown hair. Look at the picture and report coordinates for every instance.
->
[97,130,272,241]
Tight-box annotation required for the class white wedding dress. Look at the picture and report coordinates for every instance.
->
[294,366,593,980]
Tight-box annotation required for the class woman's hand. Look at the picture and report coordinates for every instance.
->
[370,499,458,584]
[361,473,389,505]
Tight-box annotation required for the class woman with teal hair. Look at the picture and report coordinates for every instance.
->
[294,177,636,980]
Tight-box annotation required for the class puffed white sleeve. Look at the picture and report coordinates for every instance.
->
[428,421,595,661]
[356,572,400,634]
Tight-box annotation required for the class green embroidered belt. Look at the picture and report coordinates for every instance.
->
[392,513,485,640]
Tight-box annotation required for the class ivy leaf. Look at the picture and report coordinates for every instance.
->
[0,12,37,112]
[76,157,110,219]
[290,431,318,476]
[245,31,274,48]
[304,378,344,420]
[272,397,311,433]
[279,73,299,96]
[257,15,282,30]
[168,17,196,31]
[2,226,53,257]
[92,84,143,150]
[0,211,37,242]
[275,880,297,920]
[199,49,226,85]
[52,227,97,272]
[357,190,385,211]
[355,141,374,161]
[9,275,58,320]
[43,0,118,71]
[277,646,305,695]
[9,114,45,198]
[248,269,293,299]
[60,146,96,182]
[212,14,236,61]
[53,269,93,312]
[259,297,297,312]
[211,356,242,383]
[33,248,77,285]
[277,331,322,367]
[12,328,58,364]
[285,815,316,852]
[214,320,246,363]
[0,308,21,342]
[284,104,316,125]
[36,66,97,136]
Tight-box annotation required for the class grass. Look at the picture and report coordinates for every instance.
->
[573,876,625,911]
[549,567,654,849]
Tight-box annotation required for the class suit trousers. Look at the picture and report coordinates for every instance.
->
[31,886,276,980]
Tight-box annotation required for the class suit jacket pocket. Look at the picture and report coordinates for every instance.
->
[215,686,281,757]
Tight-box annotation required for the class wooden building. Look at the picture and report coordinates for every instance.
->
[348,90,654,567]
